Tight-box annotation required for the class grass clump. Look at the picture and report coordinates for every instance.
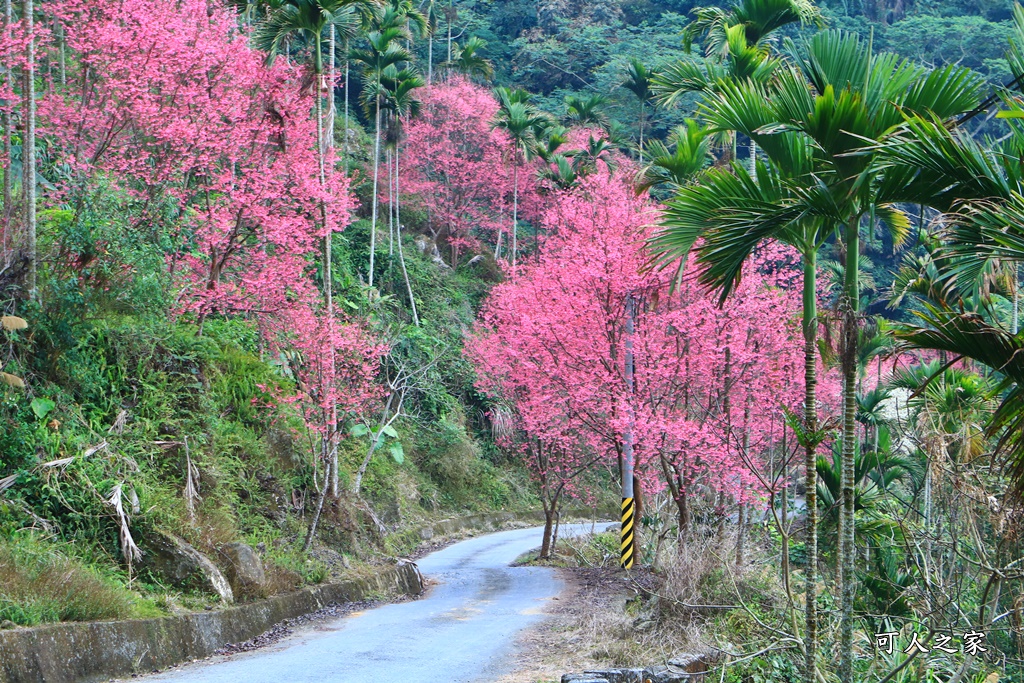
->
[0,536,142,625]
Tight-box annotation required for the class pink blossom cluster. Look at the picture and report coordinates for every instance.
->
[401,77,541,267]
[466,169,814,510]
[0,0,382,432]
[40,0,352,328]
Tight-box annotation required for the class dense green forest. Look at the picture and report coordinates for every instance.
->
[415,0,1021,135]
[4,0,1024,681]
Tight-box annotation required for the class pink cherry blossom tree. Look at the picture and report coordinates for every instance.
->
[467,169,810,556]
[402,77,527,268]
[41,0,351,335]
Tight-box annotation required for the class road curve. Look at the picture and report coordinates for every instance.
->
[142,522,605,683]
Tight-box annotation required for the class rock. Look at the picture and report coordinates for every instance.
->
[642,664,698,682]
[141,531,234,604]
[633,618,656,632]
[0,620,16,630]
[562,670,642,683]
[219,542,265,598]
[668,654,709,673]
[414,235,451,269]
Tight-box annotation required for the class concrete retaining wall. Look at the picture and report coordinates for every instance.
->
[0,563,422,683]
[0,508,610,683]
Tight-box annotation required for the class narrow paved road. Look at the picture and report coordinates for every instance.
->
[143,522,604,683]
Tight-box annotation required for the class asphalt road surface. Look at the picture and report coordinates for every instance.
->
[143,522,606,683]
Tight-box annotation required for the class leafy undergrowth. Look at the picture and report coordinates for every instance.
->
[0,535,161,626]
[0,307,536,626]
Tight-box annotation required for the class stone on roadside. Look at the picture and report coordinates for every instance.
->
[140,531,234,604]
[562,669,643,683]
[642,664,702,682]
[219,542,266,598]
[561,676,613,683]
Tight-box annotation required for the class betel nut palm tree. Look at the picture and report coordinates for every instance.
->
[650,26,983,683]
[492,87,547,272]
[252,0,383,499]
[350,23,411,288]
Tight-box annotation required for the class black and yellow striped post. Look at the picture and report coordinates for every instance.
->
[620,293,636,571]
[620,496,635,569]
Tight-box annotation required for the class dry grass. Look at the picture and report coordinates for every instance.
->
[499,527,787,682]
[0,540,135,626]
[261,562,304,595]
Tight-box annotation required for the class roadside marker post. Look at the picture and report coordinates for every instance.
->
[620,495,635,569]
[620,294,636,570]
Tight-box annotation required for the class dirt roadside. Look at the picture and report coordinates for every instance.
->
[494,566,647,683]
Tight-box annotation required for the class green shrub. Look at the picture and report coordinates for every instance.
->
[0,536,137,625]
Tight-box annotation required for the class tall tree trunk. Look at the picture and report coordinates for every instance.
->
[1014,263,1019,335]
[511,155,518,272]
[353,430,384,495]
[638,101,644,164]
[2,0,12,256]
[343,41,350,174]
[328,26,335,153]
[838,220,860,683]
[736,404,750,566]
[427,12,433,86]
[715,490,727,547]
[446,0,452,63]
[540,500,555,558]
[736,503,746,565]
[395,141,419,326]
[304,442,332,551]
[677,484,689,538]
[23,0,35,297]
[369,99,381,288]
[56,19,64,87]
[313,43,339,500]
[387,148,394,255]
[802,249,820,683]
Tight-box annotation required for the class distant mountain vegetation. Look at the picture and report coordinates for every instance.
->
[421,0,1015,136]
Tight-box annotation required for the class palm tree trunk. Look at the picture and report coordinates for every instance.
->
[2,0,13,256]
[343,41,350,174]
[328,26,335,152]
[391,149,396,256]
[838,219,860,683]
[23,0,35,297]
[427,14,433,86]
[638,101,644,164]
[802,249,819,683]
[395,142,419,326]
[369,99,381,288]
[387,148,394,255]
[56,19,64,87]
[446,0,452,63]
[311,44,339,501]
[511,155,518,273]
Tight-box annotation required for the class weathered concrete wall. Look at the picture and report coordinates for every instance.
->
[0,563,422,683]
[0,509,610,683]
